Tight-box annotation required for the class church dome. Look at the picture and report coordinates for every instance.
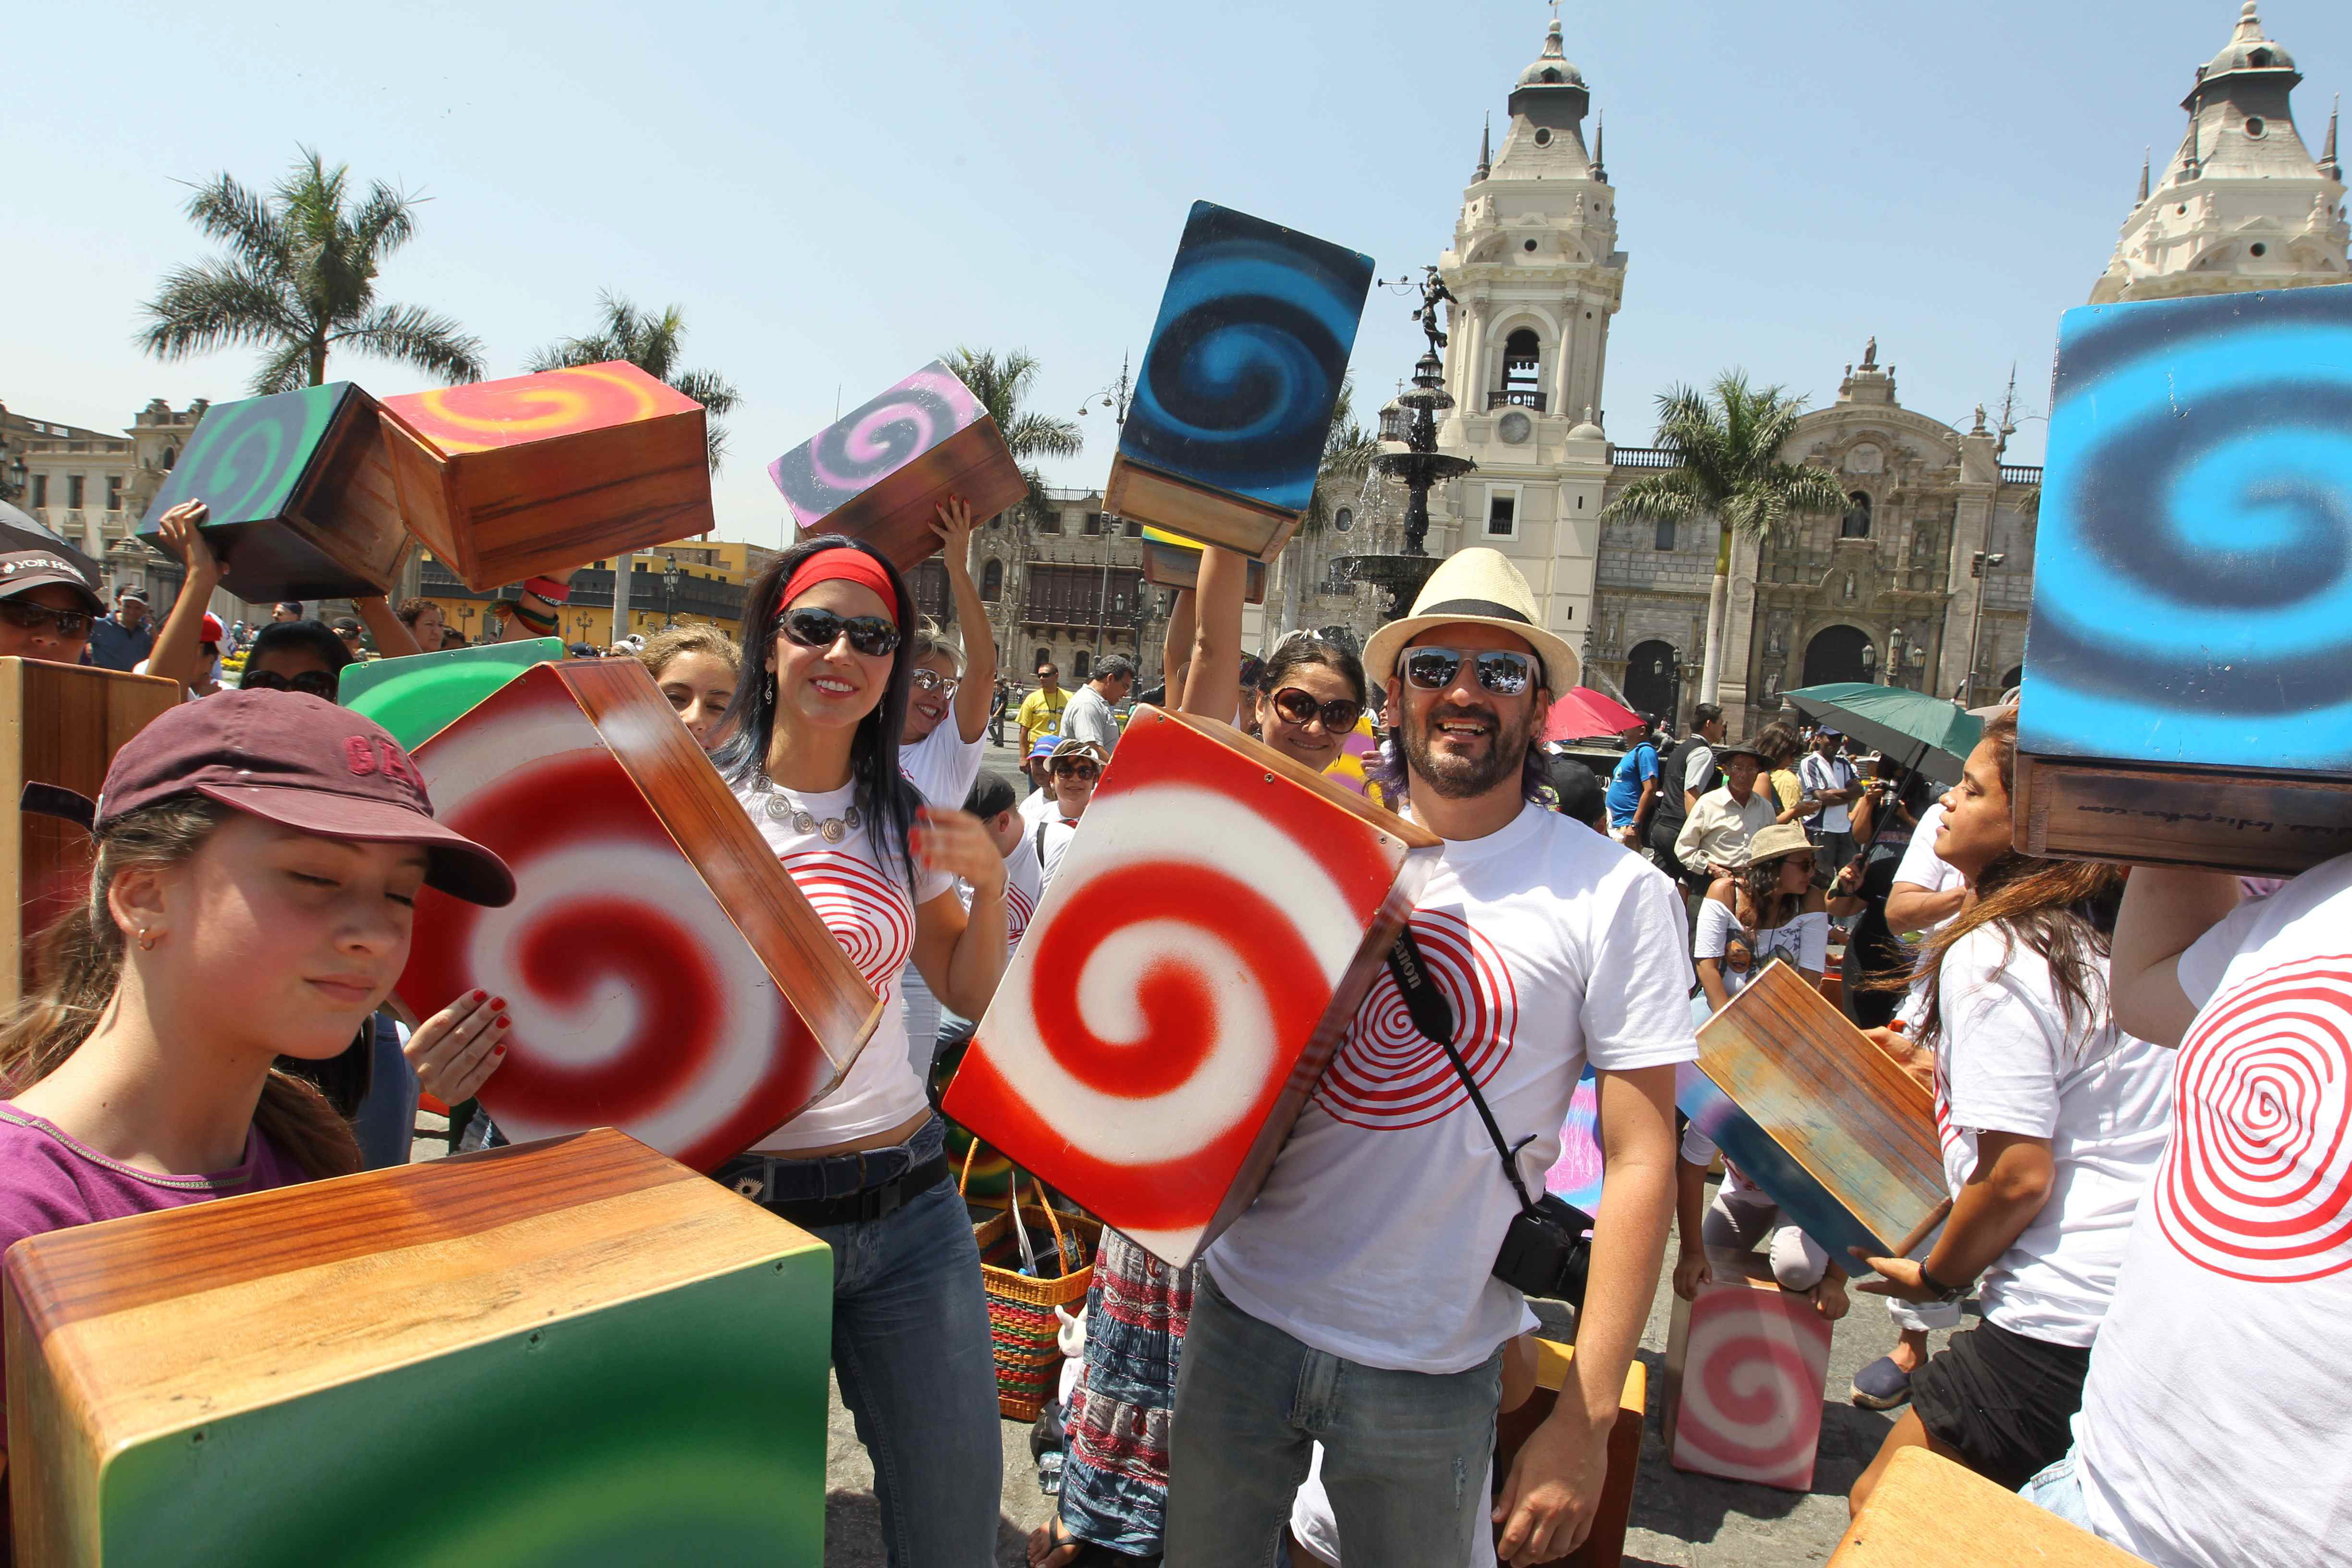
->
[1516,19,1585,88]
[1568,416,1606,440]
[2204,2,2295,79]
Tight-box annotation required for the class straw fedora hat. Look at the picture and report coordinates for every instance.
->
[1361,548,1580,694]
[1741,821,1814,869]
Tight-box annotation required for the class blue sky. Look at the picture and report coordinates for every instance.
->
[8,1,2346,545]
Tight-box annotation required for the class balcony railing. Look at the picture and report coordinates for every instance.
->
[1487,389,1547,412]
[1998,464,2043,487]
[1609,447,1682,469]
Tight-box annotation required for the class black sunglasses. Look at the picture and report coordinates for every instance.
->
[0,600,94,639]
[776,606,901,659]
[1401,647,1536,697]
[1268,687,1364,734]
[241,668,340,699]
[1051,760,1100,780]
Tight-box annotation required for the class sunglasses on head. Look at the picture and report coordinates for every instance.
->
[1267,687,1363,734]
[911,669,960,696]
[241,668,340,699]
[776,606,900,659]
[1051,759,1100,780]
[0,600,94,639]
[1401,647,1536,697]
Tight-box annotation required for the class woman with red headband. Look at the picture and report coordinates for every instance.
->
[710,534,1010,1567]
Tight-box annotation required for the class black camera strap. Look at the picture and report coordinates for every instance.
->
[1384,927,1543,1215]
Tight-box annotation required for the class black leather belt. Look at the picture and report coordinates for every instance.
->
[752,1152,952,1230]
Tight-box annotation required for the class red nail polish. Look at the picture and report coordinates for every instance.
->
[493,1044,506,1055]
[495,1014,511,1029]
[472,989,487,1002]
[489,996,507,1010]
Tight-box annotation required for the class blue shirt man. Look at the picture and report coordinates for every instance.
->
[84,592,155,672]
[1605,732,1659,829]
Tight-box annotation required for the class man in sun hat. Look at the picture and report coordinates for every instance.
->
[1166,549,1695,1568]
[1674,740,1777,884]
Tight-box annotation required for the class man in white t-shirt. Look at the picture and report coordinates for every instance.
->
[1164,550,1692,1568]
[2020,862,2352,1568]
[1797,727,1863,881]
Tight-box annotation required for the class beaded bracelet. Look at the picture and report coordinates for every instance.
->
[522,576,572,605]
[505,598,557,634]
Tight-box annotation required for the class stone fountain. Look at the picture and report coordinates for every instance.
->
[1333,271,1474,621]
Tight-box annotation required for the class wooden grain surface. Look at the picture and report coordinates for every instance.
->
[1140,539,1269,602]
[292,388,411,592]
[0,660,181,1008]
[791,420,1027,574]
[1124,705,1441,849]
[1694,963,1944,1253]
[1103,456,1299,562]
[1829,1447,2149,1565]
[2015,750,2352,875]
[1494,1341,1645,1568]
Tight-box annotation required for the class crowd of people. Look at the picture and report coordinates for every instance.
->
[0,493,2342,1568]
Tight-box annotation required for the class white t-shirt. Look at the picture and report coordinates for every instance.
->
[1017,786,1055,831]
[733,776,954,1152]
[1798,751,1857,833]
[2075,859,2352,1568]
[1894,801,1962,900]
[1034,811,1081,891]
[1925,928,2172,1346]
[1205,802,1699,1373]
[1694,897,1828,999]
[898,717,983,809]
[958,833,1044,958]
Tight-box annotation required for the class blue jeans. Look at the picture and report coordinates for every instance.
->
[1164,1272,1502,1568]
[733,1118,1002,1568]
[2021,1447,2096,1531]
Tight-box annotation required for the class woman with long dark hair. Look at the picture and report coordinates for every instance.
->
[1848,709,2173,1510]
[710,534,1010,1568]
[1248,630,1369,776]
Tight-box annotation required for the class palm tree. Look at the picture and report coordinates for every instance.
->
[140,148,484,394]
[1281,376,1377,633]
[1597,371,1848,707]
[943,347,1083,524]
[529,293,740,470]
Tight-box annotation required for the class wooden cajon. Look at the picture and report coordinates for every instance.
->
[1663,1249,1834,1492]
[1493,1339,1644,1568]
[1830,1447,2150,1566]
[135,382,408,601]
[1104,201,1375,562]
[1685,960,1946,1263]
[393,660,882,1170]
[1139,526,1268,603]
[336,637,563,751]
[379,361,713,590]
[0,660,180,1008]
[943,704,1438,1266]
[4,1129,833,1567]
[768,359,1028,572]
[2016,281,2352,876]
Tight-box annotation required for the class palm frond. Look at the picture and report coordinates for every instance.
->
[250,338,316,397]
[1595,469,1707,524]
[669,368,740,419]
[346,181,420,268]
[182,174,286,276]
[1000,410,1084,464]
[338,302,486,383]
[138,261,302,361]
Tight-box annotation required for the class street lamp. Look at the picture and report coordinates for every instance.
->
[2,455,26,503]
[1860,641,1877,682]
[1888,626,1908,690]
[662,554,680,628]
[457,605,476,644]
[1961,551,2007,706]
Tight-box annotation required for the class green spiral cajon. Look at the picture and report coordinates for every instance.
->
[136,382,411,602]
[3,1129,833,1567]
[339,637,564,751]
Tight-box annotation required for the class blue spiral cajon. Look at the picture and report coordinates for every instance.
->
[1104,202,1374,561]
[2016,282,2352,873]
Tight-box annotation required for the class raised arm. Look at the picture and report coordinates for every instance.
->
[354,595,421,659]
[1161,586,1195,708]
[2111,867,2243,1047]
[497,568,576,644]
[145,503,222,693]
[928,500,997,743]
[1178,546,1247,722]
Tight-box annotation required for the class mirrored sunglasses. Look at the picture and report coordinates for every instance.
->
[1269,687,1364,734]
[0,600,94,639]
[911,669,961,696]
[1401,647,1535,697]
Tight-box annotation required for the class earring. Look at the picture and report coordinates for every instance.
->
[135,928,158,951]
[764,672,776,705]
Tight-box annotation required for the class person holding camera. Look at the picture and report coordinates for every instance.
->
[1164,553,1693,1568]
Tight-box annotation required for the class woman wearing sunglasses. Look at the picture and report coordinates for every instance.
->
[0,536,106,664]
[1251,631,1371,776]
[238,618,356,700]
[710,534,1011,1568]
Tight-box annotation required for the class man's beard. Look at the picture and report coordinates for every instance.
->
[1402,698,1535,800]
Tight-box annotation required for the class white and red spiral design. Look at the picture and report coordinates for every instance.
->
[948,771,1396,1262]
[396,691,830,1172]
[1671,1284,1833,1491]
[2156,956,2352,1284]
[1315,909,1518,1130]
[1005,879,1037,955]
[782,849,917,1005]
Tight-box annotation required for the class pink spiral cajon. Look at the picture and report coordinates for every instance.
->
[942,706,1439,1267]
[393,660,882,1171]
[1663,1250,1834,1492]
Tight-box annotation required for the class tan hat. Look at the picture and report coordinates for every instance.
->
[1741,822,1814,869]
[1361,548,1579,695]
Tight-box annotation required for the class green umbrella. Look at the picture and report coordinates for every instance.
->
[1779,682,1984,787]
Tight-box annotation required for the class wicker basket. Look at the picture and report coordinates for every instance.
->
[964,1148,1099,1421]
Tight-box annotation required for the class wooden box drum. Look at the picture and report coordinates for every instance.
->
[3,1129,833,1567]
[0,660,180,1009]
[337,637,563,751]
[380,361,713,590]
[768,359,1028,572]
[942,705,1439,1267]
[1138,526,1268,603]
[393,660,882,1170]
[1103,201,1375,562]
[1830,1448,2150,1566]
[2017,281,2352,875]
[1663,1249,1835,1493]
[1492,1339,1645,1568]
[135,382,408,601]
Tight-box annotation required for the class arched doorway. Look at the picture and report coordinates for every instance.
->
[1998,664,2023,696]
[1802,624,1875,687]
[1622,639,1678,723]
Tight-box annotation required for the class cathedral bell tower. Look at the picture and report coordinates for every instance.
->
[1431,16,1627,656]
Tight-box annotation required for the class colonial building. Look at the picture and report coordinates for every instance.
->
[1,397,218,616]
[953,488,1174,688]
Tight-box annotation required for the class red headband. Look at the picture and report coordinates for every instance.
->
[778,547,898,625]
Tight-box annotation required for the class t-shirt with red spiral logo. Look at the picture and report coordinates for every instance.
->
[1205,801,1699,1374]
[2073,863,2352,1568]
[733,777,952,1153]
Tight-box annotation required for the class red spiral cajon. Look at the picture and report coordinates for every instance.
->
[380,361,714,590]
[1,660,180,1008]
[1830,1448,2149,1566]
[392,659,883,1170]
[942,705,1439,1267]
[1663,1250,1834,1492]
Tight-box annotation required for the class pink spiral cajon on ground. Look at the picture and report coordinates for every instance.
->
[942,706,1439,1267]
[393,660,882,1171]
[1663,1250,1834,1493]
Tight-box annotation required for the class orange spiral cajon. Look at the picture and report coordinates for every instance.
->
[392,658,883,1170]
[379,361,714,590]
[1662,1249,1835,1493]
[941,705,1439,1267]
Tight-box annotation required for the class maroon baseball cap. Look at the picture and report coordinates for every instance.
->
[0,549,105,614]
[86,689,513,905]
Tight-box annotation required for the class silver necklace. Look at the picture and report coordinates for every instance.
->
[752,771,861,844]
